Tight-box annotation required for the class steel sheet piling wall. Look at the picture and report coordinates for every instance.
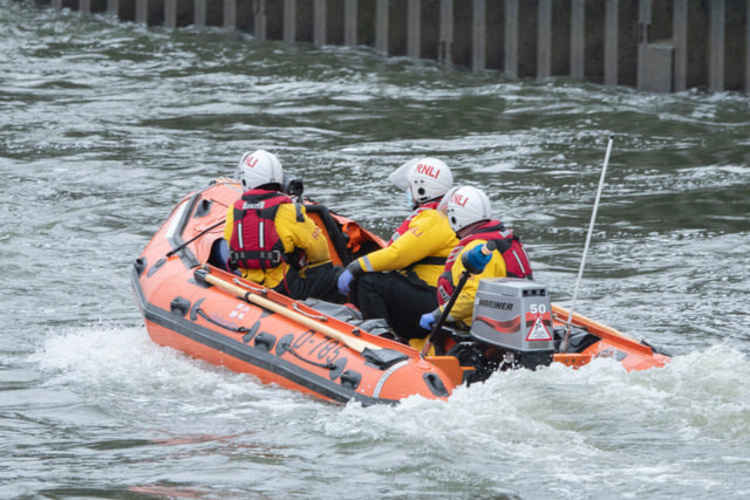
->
[709,0,725,91]
[224,0,236,29]
[604,0,618,86]
[164,0,176,27]
[284,0,295,42]
[571,0,585,80]
[537,0,551,80]
[194,0,206,27]
[673,0,688,91]
[439,0,453,65]
[48,0,750,94]
[344,0,357,46]
[375,0,387,54]
[313,0,326,46]
[135,0,146,24]
[255,0,267,41]
[407,0,420,58]
[504,0,518,78]
[472,0,485,72]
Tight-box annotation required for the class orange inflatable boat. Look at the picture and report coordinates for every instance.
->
[131,180,669,404]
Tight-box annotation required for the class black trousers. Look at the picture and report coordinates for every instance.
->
[274,262,344,303]
[352,272,437,340]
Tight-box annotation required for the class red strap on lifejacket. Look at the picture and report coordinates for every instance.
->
[229,189,292,270]
[436,220,533,306]
[387,200,441,246]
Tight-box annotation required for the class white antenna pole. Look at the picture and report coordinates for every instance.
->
[560,136,614,352]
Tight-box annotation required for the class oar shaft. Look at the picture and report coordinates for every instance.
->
[203,271,377,353]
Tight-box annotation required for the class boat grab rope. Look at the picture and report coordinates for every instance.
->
[195,308,249,333]
[196,304,336,369]
[283,344,338,371]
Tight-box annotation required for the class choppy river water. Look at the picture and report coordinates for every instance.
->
[2,2,749,499]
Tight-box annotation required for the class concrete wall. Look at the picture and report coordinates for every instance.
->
[43,0,750,94]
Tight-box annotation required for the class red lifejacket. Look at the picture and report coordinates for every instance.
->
[436,220,533,306]
[387,200,441,246]
[228,189,292,270]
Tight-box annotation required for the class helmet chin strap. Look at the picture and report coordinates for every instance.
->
[406,188,417,209]
[456,220,488,239]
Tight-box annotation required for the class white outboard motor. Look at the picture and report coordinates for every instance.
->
[470,278,555,370]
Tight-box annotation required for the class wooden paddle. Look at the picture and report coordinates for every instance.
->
[198,267,464,384]
[199,267,377,353]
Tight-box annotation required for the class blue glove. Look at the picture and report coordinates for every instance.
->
[462,244,492,274]
[337,269,354,295]
[419,311,436,331]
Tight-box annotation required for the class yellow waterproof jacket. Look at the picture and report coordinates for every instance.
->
[224,200,330,289]
[440,239,508,326]
[350,208,458,287]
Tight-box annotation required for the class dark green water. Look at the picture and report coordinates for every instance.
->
[2,2,749,499]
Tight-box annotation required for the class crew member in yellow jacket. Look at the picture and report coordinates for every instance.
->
[419,185,533,332]
[223,149,341,302]
[336,158,458,339]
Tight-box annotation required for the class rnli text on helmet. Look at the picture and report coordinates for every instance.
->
[451,192,469,207]
[416,163,440,179]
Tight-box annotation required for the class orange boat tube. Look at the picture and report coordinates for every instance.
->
[132,180,669,403]
[131,181,456,404]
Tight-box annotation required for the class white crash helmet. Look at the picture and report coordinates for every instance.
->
[237,149,284,190]
[438,185,492,232]
[388,157,453,206]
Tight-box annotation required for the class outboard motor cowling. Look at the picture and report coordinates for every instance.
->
[470,278,555,370]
